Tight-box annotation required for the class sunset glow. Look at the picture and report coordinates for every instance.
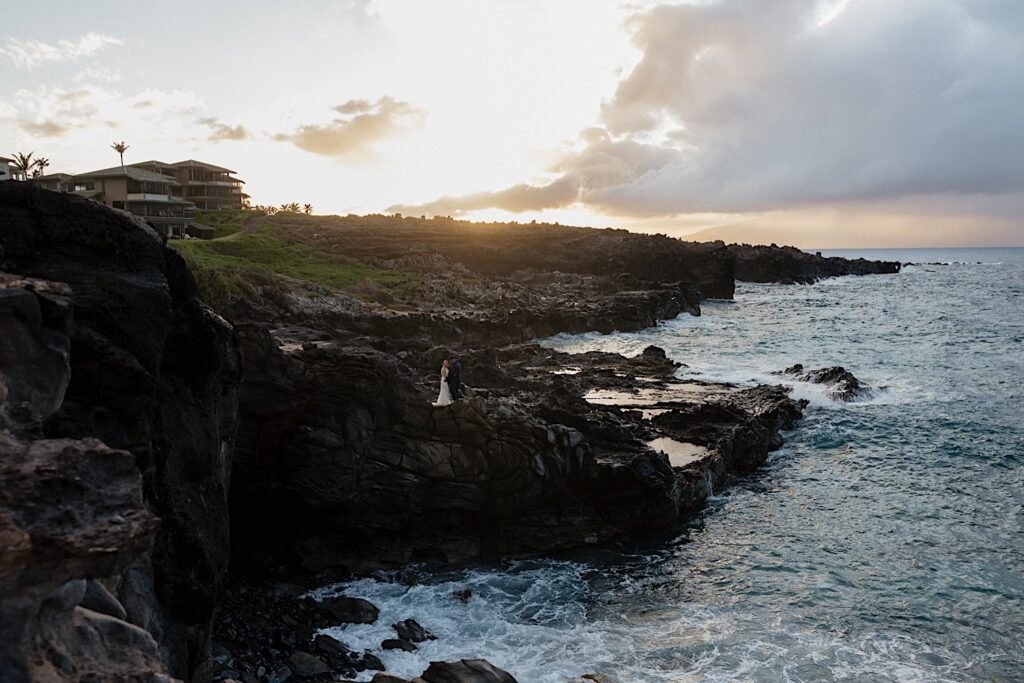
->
[3,0,1022,246]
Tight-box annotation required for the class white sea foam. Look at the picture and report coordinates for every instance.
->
[306,565,969,683]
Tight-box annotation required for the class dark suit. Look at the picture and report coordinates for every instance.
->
[448,360,462,399]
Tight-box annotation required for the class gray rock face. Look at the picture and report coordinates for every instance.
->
[81,579,128,621]
[0,182,241,681]
[0,435,165,681]
[0,275,72,432]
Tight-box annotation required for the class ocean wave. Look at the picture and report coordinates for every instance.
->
[306,566,972,683]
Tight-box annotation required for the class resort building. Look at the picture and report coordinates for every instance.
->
[1,156,27,182]
[31,173,73,193]
[133,159,247,210]
[67,165,196,237]
[26,158,246,238]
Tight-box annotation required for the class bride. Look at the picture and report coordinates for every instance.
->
[432,358,453,407]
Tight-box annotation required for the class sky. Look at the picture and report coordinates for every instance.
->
[2,0,1022,247]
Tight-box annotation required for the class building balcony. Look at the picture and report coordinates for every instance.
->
[127,193,177,201]
[187,179,241,187]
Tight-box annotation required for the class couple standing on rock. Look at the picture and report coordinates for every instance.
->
[432,355,462,407]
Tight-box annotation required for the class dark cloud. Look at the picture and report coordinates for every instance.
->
[389,175,580,216]
[275,96,419,159]
[398,0,1024,220]
[197,116,249,141]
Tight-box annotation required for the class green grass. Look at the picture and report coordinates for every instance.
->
[194,208,265,239]
[172,226,416,312]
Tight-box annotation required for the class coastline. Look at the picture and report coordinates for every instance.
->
[0,184,900,682]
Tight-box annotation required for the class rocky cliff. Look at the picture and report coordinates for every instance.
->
[0,183,239,681]
[728,243,901,283]
[0,186,891,682]
[230,334,806,570]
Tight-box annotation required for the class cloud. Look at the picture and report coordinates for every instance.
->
[389,175,581,215]
[1,33,123,69]
[197,116,249,141]
[275,96,420,159]
[0,84,212,151]
[398,0,1024,220]
[16,119,71,138]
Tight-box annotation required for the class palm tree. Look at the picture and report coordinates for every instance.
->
[111,141,129,168]
[10,152,35,179]
[303,203,313,215]
[32,157,50,178]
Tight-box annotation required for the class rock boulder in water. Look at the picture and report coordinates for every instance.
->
[413,658,518,683]
[394,618,437,643]
[320,596,380,624]
[776,363,873,401]
[382,638,417,652]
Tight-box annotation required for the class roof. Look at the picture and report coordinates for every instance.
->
[72,165,181,184]
[131,159,177,170]
[32,172,73,181]
[0,156,13,163]
[171,159,236,174]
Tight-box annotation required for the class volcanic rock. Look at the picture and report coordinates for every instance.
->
[776,363,874,401]
[0,182,241,681]
[728,243,900,283]
[320,596,380,624]
[394,618,437,643]
[413,658,518,683]
[314,633,352,656]
[382,638,417,652]
[288,651,330,677]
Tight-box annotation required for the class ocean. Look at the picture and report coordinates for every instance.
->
[316,248,1024,682]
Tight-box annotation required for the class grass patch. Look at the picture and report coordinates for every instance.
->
[172,226,416,311]
[194,208,265,239]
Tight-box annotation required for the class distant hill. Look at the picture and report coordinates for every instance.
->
[683,221,819,248]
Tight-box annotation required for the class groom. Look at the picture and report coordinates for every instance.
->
[447,355,462,400]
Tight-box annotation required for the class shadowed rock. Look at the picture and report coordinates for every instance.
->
[728,243,900,284]
[0,182,241,681]
[413,658,518,683]
[320,596,380,624]
[394,618,437,643]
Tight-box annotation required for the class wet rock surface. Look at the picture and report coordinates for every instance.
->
[775,363,875,401]
[414,659,519,683]
[209,566,509,683]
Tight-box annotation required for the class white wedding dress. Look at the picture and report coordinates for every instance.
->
[433,366,453,406]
